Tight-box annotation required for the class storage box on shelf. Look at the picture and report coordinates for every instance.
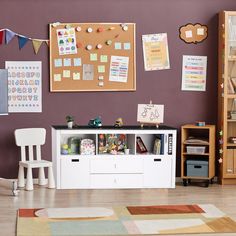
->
[181,124,215,187]
[52,125,177,189]
[218,11,236,184]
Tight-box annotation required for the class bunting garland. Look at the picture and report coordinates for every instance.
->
[0,28,49,54]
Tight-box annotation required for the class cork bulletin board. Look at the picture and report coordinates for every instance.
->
[49,23,136,92]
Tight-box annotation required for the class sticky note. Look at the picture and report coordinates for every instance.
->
[54,74,61,81]
[197,28,204,36]
[90,53,97,61]
[115,42,122,50]
[74,58,82,66]
[63,58,71,66]
[73,72,80,80]
[54,59,62,67]
[98,65,105,73]
[98,81,104,86]
[124,42,131,50]
[185,30,193,38]
[100,55,108,63]
[98,76,104,80]
[63,70,70,78]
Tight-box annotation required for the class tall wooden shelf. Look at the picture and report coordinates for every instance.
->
[181,124,215,187]
[218,11,236,184]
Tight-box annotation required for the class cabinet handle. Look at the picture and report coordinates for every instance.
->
[194,165,202,169]
[71,159,79,162]
[154,158,161,162]
[114,164,117,168]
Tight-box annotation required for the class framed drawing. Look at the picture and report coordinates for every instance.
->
[137,103,164,127]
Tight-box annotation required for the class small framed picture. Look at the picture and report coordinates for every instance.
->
[136,136,148,153]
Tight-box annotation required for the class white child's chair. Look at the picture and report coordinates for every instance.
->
[14,128,55,191]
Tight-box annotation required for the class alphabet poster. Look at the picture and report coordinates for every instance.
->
[5,61,42,112]
[181,55,207,91]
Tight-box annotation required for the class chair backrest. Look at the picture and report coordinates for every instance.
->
[14,128,46,162]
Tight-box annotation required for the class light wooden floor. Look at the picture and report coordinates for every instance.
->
[2,182,236,236]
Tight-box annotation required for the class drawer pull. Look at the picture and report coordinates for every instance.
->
[154,158,161,162]
[194,165,202,169]
[71,159,80,162]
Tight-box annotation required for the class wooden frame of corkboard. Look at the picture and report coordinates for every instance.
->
[49,23,136,92]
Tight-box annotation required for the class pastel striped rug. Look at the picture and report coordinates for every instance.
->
[17,204,236,235]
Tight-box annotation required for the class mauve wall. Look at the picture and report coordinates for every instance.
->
[0,0,235,178]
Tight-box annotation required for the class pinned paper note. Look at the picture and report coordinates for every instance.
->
[74,58,81,66]
[63,70,70,78]
[63,58,71,66]
[197,28,204,36]
[54,74,61,81]
[124,43,131,50]
[54,59,62,67]
[109,56,129,82]
[83,64,94,80]
[98,81,104,86]
[115,42,122,50]
[73,72,80,80]
[90,53,98,61]
[100,55,108,63]
[185,30,193,38]
[98,65,105,73]
[98,76,104,80]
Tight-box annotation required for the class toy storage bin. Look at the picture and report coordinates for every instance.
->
[186,160,208,177]
[186,146,205,154]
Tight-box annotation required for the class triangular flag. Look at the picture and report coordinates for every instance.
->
[32,40,43,54]
[5,30,15,44]
[0,30,4,44]
[18,36,29,49]
[45,40,49,47]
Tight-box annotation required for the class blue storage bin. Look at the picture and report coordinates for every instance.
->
[186,160,208,177]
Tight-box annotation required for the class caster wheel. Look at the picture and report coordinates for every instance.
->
[204,180,209,187]
[183,179,188,186]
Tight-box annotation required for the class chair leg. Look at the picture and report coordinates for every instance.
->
[38,167,47,185]
[48,166,55,189]
[25,167,33,191]
[18,166,25,188]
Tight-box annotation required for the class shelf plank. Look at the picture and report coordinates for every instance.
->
[183,142,209,145]
[183,152,209,156]
[181,176,211,180]
[227,143,236,147]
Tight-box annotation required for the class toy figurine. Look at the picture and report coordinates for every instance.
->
[114,118,123,127]
[88,116,102,127]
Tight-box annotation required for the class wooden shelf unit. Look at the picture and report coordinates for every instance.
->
[181,124,215,187]
[218,11,236,184]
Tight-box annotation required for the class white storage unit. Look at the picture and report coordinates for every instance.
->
[52,126,177,189]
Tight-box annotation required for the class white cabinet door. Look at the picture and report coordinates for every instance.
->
[143,157,172,188]
[60,158,90,189]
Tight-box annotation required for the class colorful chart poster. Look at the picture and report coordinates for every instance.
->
[181,55,207,91]
[57,28,77,55]
[142,33,170,71]
[109,56,129,83]
[5,61,42,113]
